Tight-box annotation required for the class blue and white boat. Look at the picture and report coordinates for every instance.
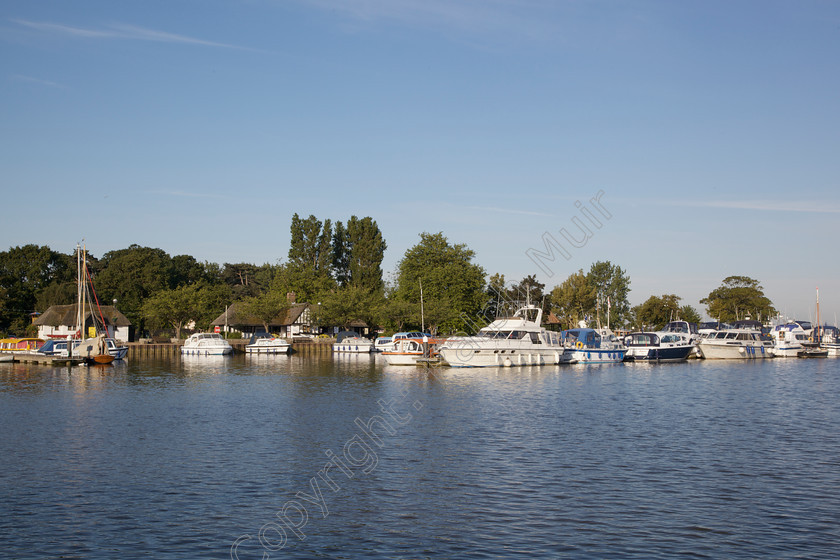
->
[37,337,129,360]
[623,331,694,362]
[563,326,626,364]
[770,323,809,357]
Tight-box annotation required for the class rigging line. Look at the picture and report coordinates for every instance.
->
[84,261,110,336]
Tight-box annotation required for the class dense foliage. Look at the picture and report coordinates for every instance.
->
[700,276,776,322]
[0,222,775,338]
[392,232,487,335]
[628,294,702,331]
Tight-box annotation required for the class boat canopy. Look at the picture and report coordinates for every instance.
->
[662,321,698,334]
[731,320,763,330]
[563,328,601,348]
[699,321,728,331]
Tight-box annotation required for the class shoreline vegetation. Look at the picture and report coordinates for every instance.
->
[1,215,778,339]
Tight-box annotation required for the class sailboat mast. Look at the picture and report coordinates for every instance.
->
[81,244,87,339]
[816,286,821,347]
[75,243,83,338]
[419,277,425,333]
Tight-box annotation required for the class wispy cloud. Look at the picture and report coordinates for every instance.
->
[147,190,231,200]
[659,199,840,215]
[293,0,562,41]
[11,18,253,50]
[10,74,66,89]
[469,205,553,217]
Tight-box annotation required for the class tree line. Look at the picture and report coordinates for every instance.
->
[0,219,777,337]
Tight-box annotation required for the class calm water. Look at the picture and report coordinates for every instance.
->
[1,355,839,559]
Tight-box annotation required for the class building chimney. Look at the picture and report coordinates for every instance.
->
[287,292,296,303]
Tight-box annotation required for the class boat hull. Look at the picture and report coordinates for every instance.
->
[565,348,626,364]
[698,342,771,359]
[181,347,232,356]
[438,346,575,367]
[382,352,424,366]
[245,344,290,354]
[626,345,693,363]
[333,343,374,353]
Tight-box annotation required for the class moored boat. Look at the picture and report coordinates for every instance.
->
[438,305,574,367]
[0,338,45,352]
[770,323,809,357]
[382,337,441,366]
[697,327,772,359]
[563,326,626,364]
[333,336,375,353]
[245,334,291,354]
[181,332,233,356]
[623,331,694,362]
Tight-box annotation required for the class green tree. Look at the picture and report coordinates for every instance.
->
[700,276,776,322]
[549,270,596,329]
[586,261,631,327]
[392,232,487,334]
[94,245,175,332]
[287,214,335,301]
[332,221,350,287]
[0,244,74,334]
[344,216,387,292]
[221,262,260,298]
[142,284,199,339]
[240,290,292,333]
[142,282,232,338]
[316,285,385,331]
[629,294,683,330]
[679,305,702,325]
[172,254,213,286]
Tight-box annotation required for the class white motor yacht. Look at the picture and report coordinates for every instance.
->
[438,305,574,367]
[245,334,291,354]
[181,333,233,356]
[697,327,772,359]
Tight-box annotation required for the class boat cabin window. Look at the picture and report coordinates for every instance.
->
[529,332,541,344]
[725,332,738,339]
[660,335,680,344]
[626,333,657,346]
[736,333,752,341]
[508,330,527,340]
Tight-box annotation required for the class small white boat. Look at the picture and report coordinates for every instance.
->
[245,334,291,354]
[382,337,440,366]
[333,336,375,353]
[181,333,233,356]
[373,336,393,352]
[438,305,574,367]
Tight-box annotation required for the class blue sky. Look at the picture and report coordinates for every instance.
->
[2,0,839,320]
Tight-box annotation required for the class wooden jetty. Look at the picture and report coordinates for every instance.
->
[2,352,84,366]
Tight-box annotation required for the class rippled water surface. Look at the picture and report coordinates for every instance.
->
[2,355,839,559]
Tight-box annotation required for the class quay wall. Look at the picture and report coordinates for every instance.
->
[126,339,336,359]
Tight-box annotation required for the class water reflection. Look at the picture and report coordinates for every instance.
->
[2,356,840,559]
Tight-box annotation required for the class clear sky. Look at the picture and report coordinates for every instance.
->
[3,1,839,321]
